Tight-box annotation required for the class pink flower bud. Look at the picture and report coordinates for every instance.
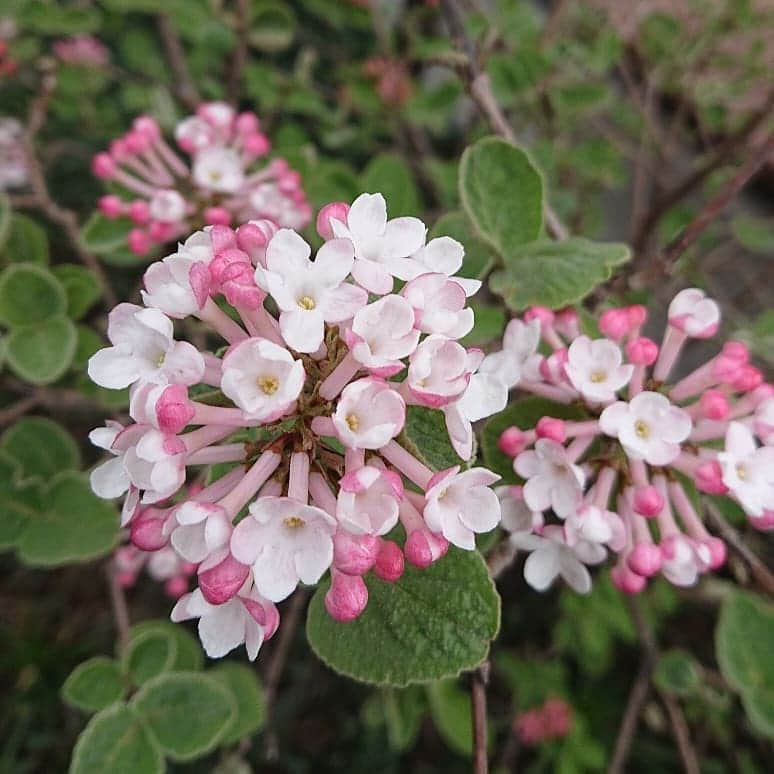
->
[498,426,526,457]
[711,354,743,383]
[236,219,277,262]
[133,115,161,141]
[627,305,647,329]
[118,571,137,588]
[316,202,350,240]
[165,576,189,598]
[611,563,647,594]
[148,221,175,242]
[198,553,250,605]
[92,152,116,179]
[627,543,662,577]
[704,537,726,570]
[99,195,124,219]
[722,341,749,363]
[325,570,368,622]
[404,529,448,569]
[543,698,573,738]
[749,510,774,531]
[242,133,270,157]
[553,308,580,338]
[242,596,280,640]
[130,509,169,551]
[204,206,232,226]
[699,389,729,420]
[128,199,150,225]
[234,111,260,135]
[539,348,568,383]
[373,539,405,582]
[156,384,195,434]
[694,460,728,494]
[124,130,150,154]
[109,138,129,161]
[633,485,664,517]
[599,308,630,340]
[333,531,379,576]
[209,224,238,254]
[731,365,763,392]
[626,336,658,366]
[536,417,566,443]
[524,306,554,325]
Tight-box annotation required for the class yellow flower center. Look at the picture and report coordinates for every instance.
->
[257,376,279,395]
[346,414,360,431]
[590,370,607,383]
[298,295,316,310]
[156,353,166,367]
[736,464,748,481]
[283,516,305,529]
[209,170,222,183]
[634,420,650,439]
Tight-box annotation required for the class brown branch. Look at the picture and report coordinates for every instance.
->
[105,560,130,653]
[0,395,41,427]
[262,589,308,761]
[472,661,490,774]
[705,503,774,596]
[634,134,774,285]
[157,14,201,111]
[227,0,250,106]
[607,657,653,774]
[439,0,568,241]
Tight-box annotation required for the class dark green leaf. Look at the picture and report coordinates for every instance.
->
[5,315,77,384]
[1,416,80,481]
[52,264,102,320]
[211,663,266,745]
[363,154,421,218]
[1,213,49,265]
[62,657,126,713]
[0,264,64,326]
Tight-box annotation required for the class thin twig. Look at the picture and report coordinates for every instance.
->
[157,14,201,111]
[227,0,250,106]
[262,589,308,761]
[472,661,490,774]
[105,560,130,653]
[705,504,774,596]
[634,134,774,284]
[0,395,40,427]
[607,657,653,774]
[439,0,568,241]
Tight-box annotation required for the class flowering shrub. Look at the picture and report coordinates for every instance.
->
[92,102,311,258]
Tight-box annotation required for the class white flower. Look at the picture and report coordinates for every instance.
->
[88,420,132,499]
[221,337,305,421]
[175,115,215,152]
[600,391,692,466]
[336,466,403,535]
[330,192,426,294]
[564,336,633,403]
[754,397,774,445]
[255,229,367,353]
[423,467,501,549]
[407,336,475,408]
[718,422,774,517]
[565,504,625,551]
[411,236,480,294]
[88,303,205,389]
[668,288,720,338]
[122,427,186,504]
[479,318,541,389]
[169,502,232,563]
[332,378,405,450]
[148,189,187,223]
[496,486,542,534]
[401,273,475,339]
[192,146,244,193]
[171,585,277,660]
[230,497,337,602]
[348,295,420,374]
[660,535,709,587]
[514,439,585,517]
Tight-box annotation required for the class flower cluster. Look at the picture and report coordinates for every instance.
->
[489,289,773,594]
[515,698,573,746]
[0,117,27,190]
[92,101,311,258]
[53,34,110,67]
[87,192,504,660]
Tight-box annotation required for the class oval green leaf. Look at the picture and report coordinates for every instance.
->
[62,656,126,713]
[211,663,266,745]
[0,264,65,326]
[5,315,77,384]
[1,416,80,481]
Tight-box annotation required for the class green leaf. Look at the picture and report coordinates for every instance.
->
[74,324,104,370]
[363,154,421,218]
[481,397,585,482]
[5,315,77,384]
[123,630,179,687]
[0,264,65,326]
[248,1,296,52]
[0,452,44,549]
[462,303,505,347]
[731,214,774,254]
[653,649,701,697]
[742,688,774,739]
[131,672,237,762]
[426,679,473,756]
[716,592,774,693]
[211,663,266,745]
[459,137,544,256]
[1,416,80,481]
[400,405,463,467]
[490,238,631,311]
[52,264,102,320]
[430,211,496,280]
[0,192,10,250]
[69,703,165,774]
[381,687,426,752]
[127,621,204,672]
[16,472,119,566]
[1,213,49,265]
[62,657,126,713]
[307,547,500,687]
[80,213,133,255]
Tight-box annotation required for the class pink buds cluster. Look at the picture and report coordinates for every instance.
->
[92,101,311,258]
[515,698,573,746]
[87,192,504,661]
[490,289,773,595]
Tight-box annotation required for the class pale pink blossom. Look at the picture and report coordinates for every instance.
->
[564,336,633,403]
[514,440,585,517]
[718,422,774,517]
[336,466,403,535]
[332,378,405,450]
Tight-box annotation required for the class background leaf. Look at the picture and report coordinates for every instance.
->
[62,657,126,713]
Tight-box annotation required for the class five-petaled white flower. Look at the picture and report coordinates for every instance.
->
[333,378,406,450]
[564,336,633,403]
[718,422,774,517]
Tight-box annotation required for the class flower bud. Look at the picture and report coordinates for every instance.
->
[316,202,350,240]
[373,539,405,582]
[133,115,161,141]
[333,531,379,576]
[611,563,647,594]
[204,206,232,226]
[404,529,448,569]
[242,596,280,640]
[599,308,630,340]
[524,306,554,326]
[498,426,526,457]
[731,365,763,392]
[633,485,664,517]
[92,152,116,179]
[704,537,726,570]
[694,460,728,494]
[156,384,195,434]
[242,133,270,157]
[165,576,189,598]
[235,111,260,135]
[198,553,250,605]
[536,417,566,443]
[627,543,662,577]
[749,510,774,531]
[128,199,150,225]
[130,509,169,551]
[127,228,150,255]
[626,336,659,366]
[699,389,729,420]
[324,570,368,622]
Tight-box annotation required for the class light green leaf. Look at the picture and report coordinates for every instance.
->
[1,416,80,481]
[0,451,45,549]
[400,405,463,468]
[16,471,119,566]
[0,264,65,326]
[381,687,426,752]
[52,264,102,320]
[73,324,104,370]
[123,630,179,687]
[462,303,505,347]
[653,649,701,697]
[131,672,237,761]
[127,621,204,672]
[731,214,774,254]
[481,397,585,482]
[426,679,473,756]
[62,657,126,713]
[459,137,544,255]
[0,192,10,250]
[307,547,500,687]
[69,703,165,774]
[211,663,266,745]
[363,154,421,218]
[248,1,296,52]
[4,315,77,384]
[1,213,49,265]
[80,213,133,255]
[490,238,630,311]
[742,688,774,739]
